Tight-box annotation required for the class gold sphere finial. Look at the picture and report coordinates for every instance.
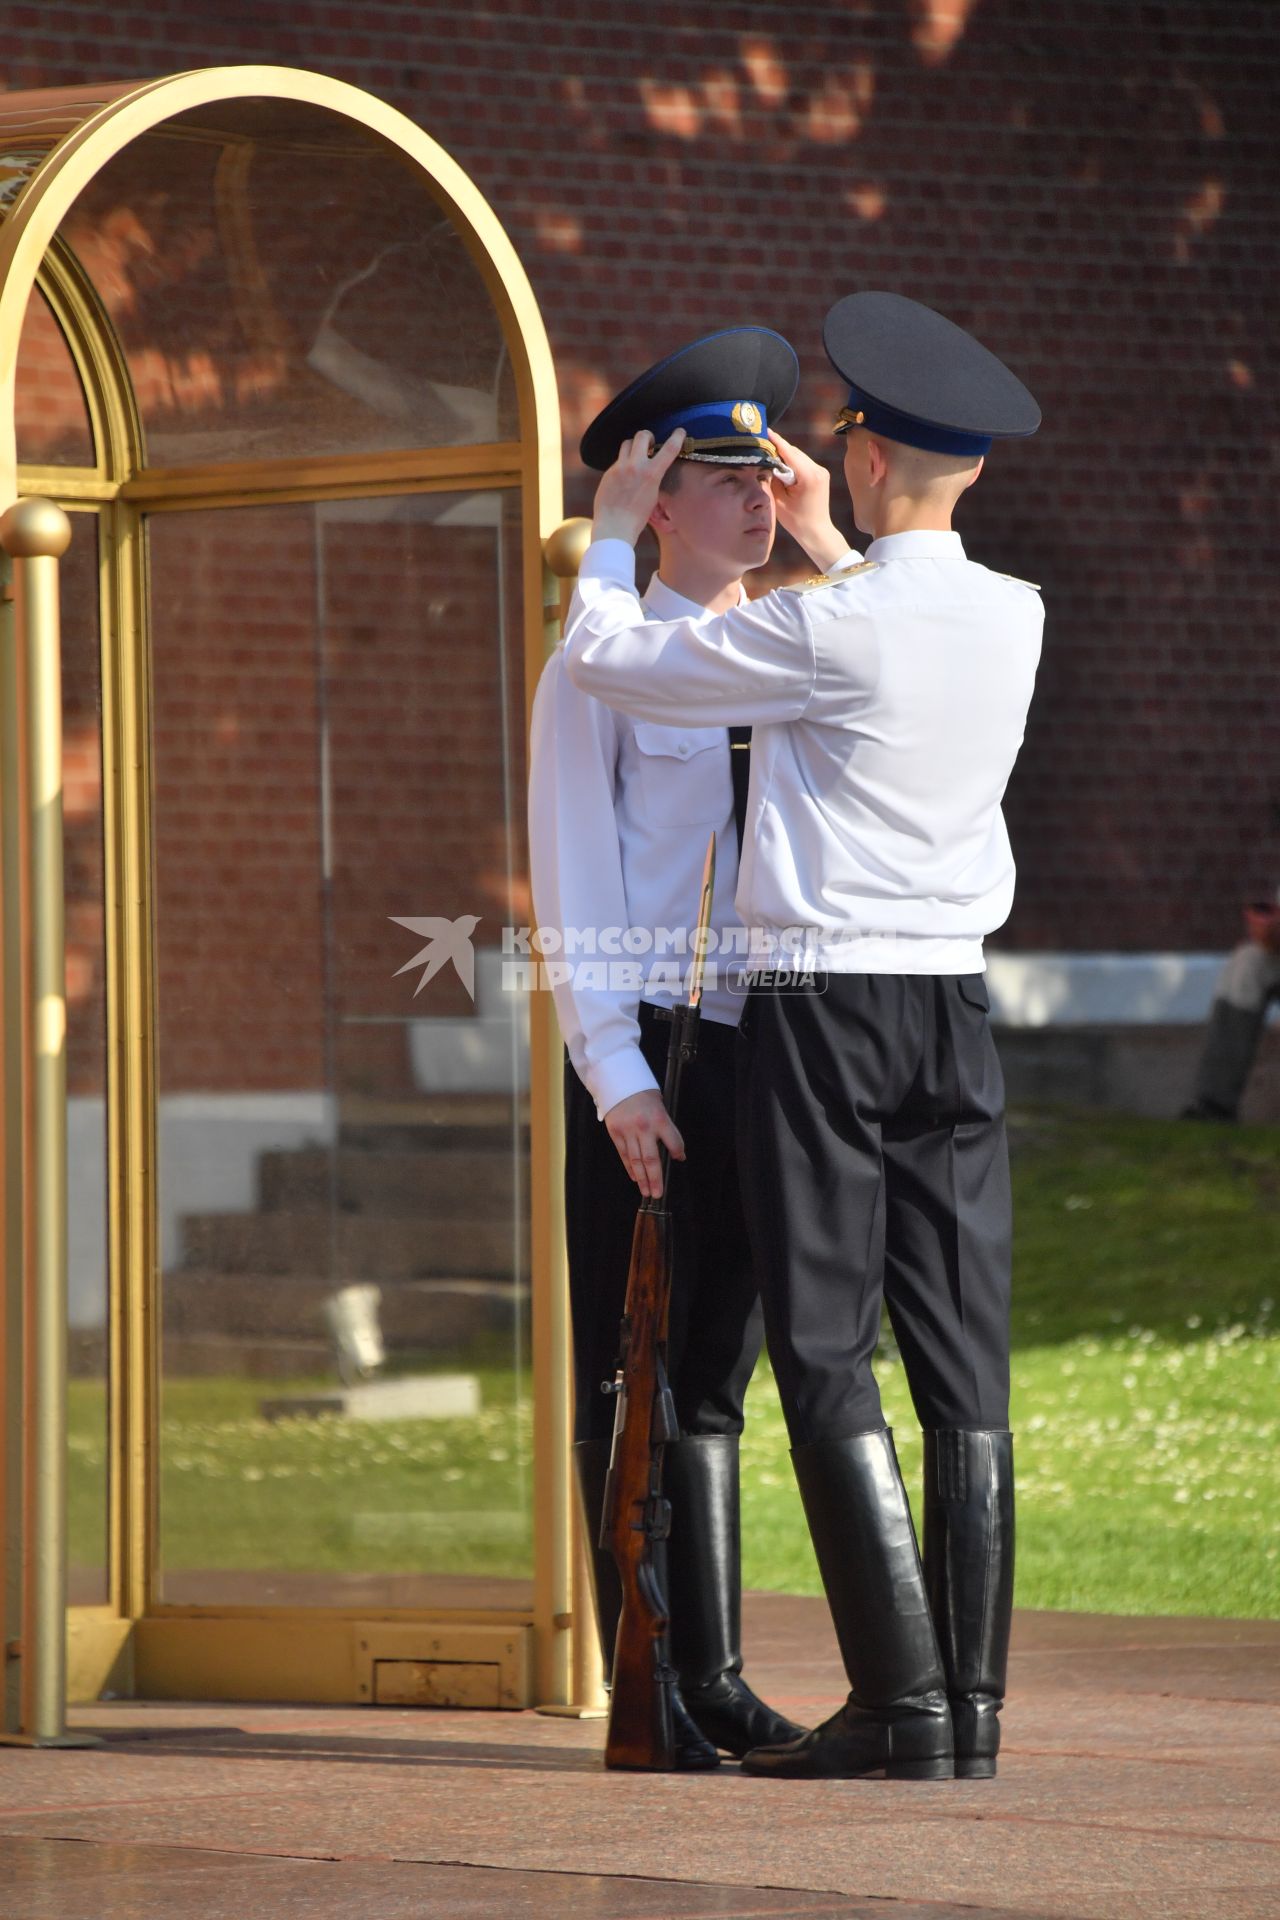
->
[543,516,593,580]
[0,497,73,561]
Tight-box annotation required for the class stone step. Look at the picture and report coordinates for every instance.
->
[257,1146,518,1217]
[338,1122,530,1156]
[161,1333,333,1380]
[176,1211,527,1280]
[336,1095,530,1157]
[163,1271,524,1347]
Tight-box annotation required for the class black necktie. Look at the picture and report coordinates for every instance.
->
[728,726,752,853]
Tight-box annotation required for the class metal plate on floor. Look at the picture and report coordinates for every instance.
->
[373,1659,502,1707]
[355,1622,530,1709]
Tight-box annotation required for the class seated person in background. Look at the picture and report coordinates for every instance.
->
[1182,887,1280,1122]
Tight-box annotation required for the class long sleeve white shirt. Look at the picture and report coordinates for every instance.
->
[563,530,1043,975]
[529,573,747,1119]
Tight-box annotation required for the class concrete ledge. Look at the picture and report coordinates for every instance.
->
[995,1023,1280,1123]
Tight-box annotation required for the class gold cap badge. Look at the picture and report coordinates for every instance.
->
[731,401,763,435]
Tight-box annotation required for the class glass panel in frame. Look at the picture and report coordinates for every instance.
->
[62,512,110,1605]
[148,491,531,1609]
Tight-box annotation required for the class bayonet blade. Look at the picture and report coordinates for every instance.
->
[687,831,716,1011]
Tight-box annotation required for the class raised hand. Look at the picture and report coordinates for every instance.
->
[591,429,686,547]
[768,428,849,571]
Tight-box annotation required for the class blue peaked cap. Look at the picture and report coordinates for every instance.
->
[579,327,799,475]
[824,292,1040,458]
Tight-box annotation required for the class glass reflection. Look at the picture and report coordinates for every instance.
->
[61,514,110,1605]
[59,100,517,466]
[150,492,531,1608]
[14,286,96,468]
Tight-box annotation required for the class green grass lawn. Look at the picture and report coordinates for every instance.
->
[68,1111,1279,1618]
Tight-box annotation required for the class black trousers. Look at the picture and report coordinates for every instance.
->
[565,1005,762,1444]
[737,973,1011,1445]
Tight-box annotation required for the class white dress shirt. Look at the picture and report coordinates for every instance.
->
[529,572,746,1120]
[563,530,1043,975]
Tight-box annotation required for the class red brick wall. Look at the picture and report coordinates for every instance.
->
[146,500,525,1098]
[7,1,1279,978]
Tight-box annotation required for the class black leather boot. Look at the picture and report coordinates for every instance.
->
[664,1435,807,1756]
[573,1439,719,1770]
[923,1428,1014,1780]
[742,1430,953,1781]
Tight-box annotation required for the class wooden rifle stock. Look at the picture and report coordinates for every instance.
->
[600,1203,679,1769]
[598,835,716,1771]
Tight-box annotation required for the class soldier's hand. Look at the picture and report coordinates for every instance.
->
[604,1089,685,1198]
[768,429,848,572]
[591,429,686,547]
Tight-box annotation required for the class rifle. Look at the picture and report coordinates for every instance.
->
[600,832,717,1770]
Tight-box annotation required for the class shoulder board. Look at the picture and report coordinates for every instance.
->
[783,560,880,594]
[998,571,1041,592]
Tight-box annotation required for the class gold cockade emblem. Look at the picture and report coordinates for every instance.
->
[731,401,763,435]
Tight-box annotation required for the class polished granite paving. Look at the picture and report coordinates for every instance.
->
[0,1598,1276,1920]
[0,1837,1056,1919]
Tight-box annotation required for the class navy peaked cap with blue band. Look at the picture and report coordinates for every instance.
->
[579,327,799,476]
[824,292,1040,457]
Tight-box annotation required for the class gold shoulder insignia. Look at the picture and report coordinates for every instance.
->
[998,572,1041,591]
[784,560,880,593]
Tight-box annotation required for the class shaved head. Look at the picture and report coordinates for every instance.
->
[875,438,983,497]
[842,426,984,538]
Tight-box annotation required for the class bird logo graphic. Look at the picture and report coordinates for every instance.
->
[390,914,480,1001]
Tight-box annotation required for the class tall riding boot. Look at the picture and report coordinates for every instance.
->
[1182,998,1266,1121]
[573,1439,718,1770]
[923,1429,1015,1779]
[664,1435,807,1755]
[743,1430,953,1780]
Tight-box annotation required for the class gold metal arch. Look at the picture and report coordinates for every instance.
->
[0,68,576,1719]
[0,67,562,520]
[24,236,145,486]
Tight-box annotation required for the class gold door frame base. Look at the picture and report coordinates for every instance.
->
[67,1608,134,1702]
[135,1616,534,1708]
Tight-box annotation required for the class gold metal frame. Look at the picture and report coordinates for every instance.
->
[0,495,99,1745]
[0,68,577,1715]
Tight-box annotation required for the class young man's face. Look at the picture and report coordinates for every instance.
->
[651,461,778,573]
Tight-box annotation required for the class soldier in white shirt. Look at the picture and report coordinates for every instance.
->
[562,293,1044,1782]
[530,330,807,1767]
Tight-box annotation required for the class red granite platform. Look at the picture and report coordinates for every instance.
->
[0,1596,1276,1920]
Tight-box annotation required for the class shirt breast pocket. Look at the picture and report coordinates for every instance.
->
[632,722,729,829]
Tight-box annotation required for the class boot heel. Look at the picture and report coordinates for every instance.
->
[955,1755,996,1780]
[887,1754,954,1781]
